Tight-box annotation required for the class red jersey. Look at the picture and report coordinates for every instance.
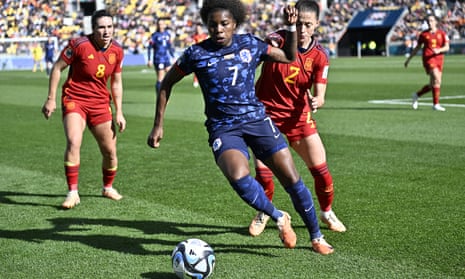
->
[192,32,208,44]
[256,32,329,120]
[418,29,449,71]
[60,36,124,105]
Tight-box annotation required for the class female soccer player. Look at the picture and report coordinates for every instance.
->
[147,18,174,93]
[41,10,126,209]
[147,0,334,255]
[405,14,450,111]
[249,0,347,237]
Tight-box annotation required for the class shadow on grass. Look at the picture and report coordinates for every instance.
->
[0,190,285,257]
[0,190,98,209]
[141,271,179,279]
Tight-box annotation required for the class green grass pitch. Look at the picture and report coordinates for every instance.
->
[0,55,464,278]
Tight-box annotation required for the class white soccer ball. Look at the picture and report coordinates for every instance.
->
[172,238,216,279]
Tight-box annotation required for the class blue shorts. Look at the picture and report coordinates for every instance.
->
[208,117,288,162]
[153,58,171,70]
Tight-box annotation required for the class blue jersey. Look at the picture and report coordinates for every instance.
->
[44,40,55,62]
[175,34,271,133]
[147,31,173,64]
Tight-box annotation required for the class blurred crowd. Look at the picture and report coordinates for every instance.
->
[0,0,464,56]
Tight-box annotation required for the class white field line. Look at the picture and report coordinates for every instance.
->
[368,95,465,108]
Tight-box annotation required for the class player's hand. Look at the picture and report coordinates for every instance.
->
[283,5,298,26]
[116,114,126,133]
[147,127,163,149]
[147,61,152,68]
[41,99,56,119]
[308,89,318,113]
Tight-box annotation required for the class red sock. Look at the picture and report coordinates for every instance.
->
[432,87,440,105]
[417,85,431,97]
[310,163,334,212]
[102,167,117,188]
[64,164,79,191]
[255,167,274,201]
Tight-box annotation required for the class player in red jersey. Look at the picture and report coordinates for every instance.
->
[191,23,208,88]
[41,10,126,209]
[248,0,347,236]
[405,14,450,111]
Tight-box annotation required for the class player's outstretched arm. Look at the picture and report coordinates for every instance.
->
[267,5,298,63]
[147,66,185,149]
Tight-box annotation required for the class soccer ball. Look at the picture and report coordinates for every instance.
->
[171,238,216,279]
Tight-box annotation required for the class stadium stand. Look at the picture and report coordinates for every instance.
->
[0,0,464,68]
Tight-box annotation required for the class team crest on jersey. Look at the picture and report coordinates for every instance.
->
[212,138,222,152]
[64,47,73,59]
[304,58,313,71]
[239,49,252,63]
[108,53,116,64]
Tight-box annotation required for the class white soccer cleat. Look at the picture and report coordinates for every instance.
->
[249,211,270,236]
[320,211,347,232]
[432,104,446,111]
[102,188,123,201]
[411,93,419,110]
[62,191,80,209]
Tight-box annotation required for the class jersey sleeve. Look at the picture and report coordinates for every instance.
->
[313,47,330,84]
[173,46,194,76]
[60,39,75,65]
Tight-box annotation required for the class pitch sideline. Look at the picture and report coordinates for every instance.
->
[368,95,465,108]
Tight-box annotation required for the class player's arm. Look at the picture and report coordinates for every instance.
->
[309,83,328,111]
[41,57,68,119]
[110,71,126,132]
[147,39,153,67]
[404,41,422,68]
[267,5,298,63]
[147,65,185,149]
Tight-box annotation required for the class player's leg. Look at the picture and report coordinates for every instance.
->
[262,147,333,254]
[155,62,170,93]
[61,112,86,208]
[212,130,296,248]
[290,133,346,232]
[430,67,445,111]
[248,156,274,236]
[248,119,331,253]
[90,119,123,201]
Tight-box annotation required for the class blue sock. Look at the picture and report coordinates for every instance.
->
[285,178,322,240]
[230,175,281,221]
[156,81,161,93]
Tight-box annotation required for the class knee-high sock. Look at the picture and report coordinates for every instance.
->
[416,84,431,97]
[255,167,275,201]
[64,163,79,191]
[230,175,281,221]
[310,163,334,212]
[432,86,440,105]
[285,178,322,240]
[102,167,117,189]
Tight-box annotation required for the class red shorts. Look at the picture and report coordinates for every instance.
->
[273,112,318,143]
[62,96,112,127]
[423,56,444,74]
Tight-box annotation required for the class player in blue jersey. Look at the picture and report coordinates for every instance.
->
[147,18,174,93]
[147,0,334,255]
[44,37,56,76]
